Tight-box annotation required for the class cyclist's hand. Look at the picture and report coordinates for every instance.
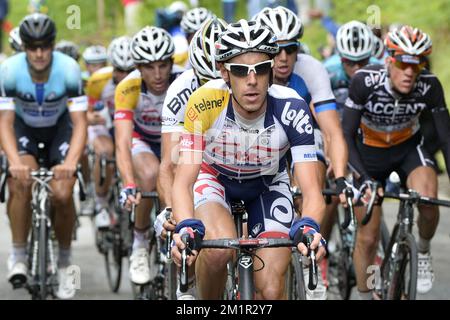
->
[9,163,32,180]
[119,184,140,210]
[171,232,198,267]
[290,217,327,262]
[52,163,76,180]
[335,177,359,207]
[154,207,176,240]
[359,178,383,205]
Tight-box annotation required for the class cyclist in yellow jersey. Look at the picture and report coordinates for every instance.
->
[114,26,183,285]
[85,36,135,231]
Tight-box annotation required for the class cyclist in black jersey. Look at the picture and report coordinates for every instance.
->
[342,25,450,298]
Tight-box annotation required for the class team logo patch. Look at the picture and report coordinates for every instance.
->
[187,107,198,121]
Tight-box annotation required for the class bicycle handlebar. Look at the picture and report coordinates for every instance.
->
[361,181,381,226]
[179,236,319,294]
[383,191,450,207]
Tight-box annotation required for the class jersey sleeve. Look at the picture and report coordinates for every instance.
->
[425,74,447,113]
[294,54,336,113]
[0,59,16,111]
[114,76,141,121]
[273,94,317,163]
[85,70,111,107]
[64,57,87,112]
[344,69,370,111]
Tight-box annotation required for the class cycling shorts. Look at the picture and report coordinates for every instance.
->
[131,137,161,160]
[15,111,72,168]
[193,165,295,238]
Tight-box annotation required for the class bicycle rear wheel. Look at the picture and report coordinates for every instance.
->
[382,230,418,300]
[287,251,307,300]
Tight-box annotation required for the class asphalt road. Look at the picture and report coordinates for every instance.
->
[0,175,449,300]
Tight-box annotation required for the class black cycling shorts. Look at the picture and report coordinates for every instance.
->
[15,111,73,168]
[356,133,436,187]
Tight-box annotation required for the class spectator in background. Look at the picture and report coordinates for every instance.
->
[0,0,8,56]
[122,0,143,35]
[222,0,237,23]
[28,0,48,14]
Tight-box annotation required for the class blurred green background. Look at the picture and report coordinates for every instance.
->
[4,0,450,106]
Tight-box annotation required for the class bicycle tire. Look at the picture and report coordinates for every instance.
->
[104,229,123,293]
[223,261,237,300]
[38,216,49,300]
[287,251,307,300]
[382,228,418,300]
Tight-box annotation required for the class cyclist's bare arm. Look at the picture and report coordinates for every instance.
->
[114,119,135,186]
[159,132,180,207]
[60,110,87,168]
[293,161,326,258]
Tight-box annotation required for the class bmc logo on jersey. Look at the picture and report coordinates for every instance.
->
[281,101,313,135]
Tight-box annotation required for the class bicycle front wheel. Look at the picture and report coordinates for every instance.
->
[38,219,49,300]
[382,231,418,300]
[286,251,307,300]
[104,229,123,293]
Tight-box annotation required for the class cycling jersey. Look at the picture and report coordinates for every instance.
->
[323,54,382,112]
[289,53,336,114]
[114,66,184,144]
[85,66,115,119]
[161,68,200,133]
[180,79,318,182]
[343,64,450,180]
[0,51,87,128]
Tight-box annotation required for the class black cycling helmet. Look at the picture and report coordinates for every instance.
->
[19,13,56,47]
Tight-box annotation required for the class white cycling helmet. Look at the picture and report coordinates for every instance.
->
[9,27,22,52]
[82,45,108,64]
[108,36,134,71]
[131,26,175,64]
[372,35,385,59]
[215,19,279,62]
[189,18,227,82]
[253,6,303,41]
[181,7,214,34]
[55,40,80,61]
[336,20,374,61]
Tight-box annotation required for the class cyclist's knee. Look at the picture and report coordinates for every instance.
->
[52,187,73,206]
[258,276,284,300]
[357,230,379,253]
[199,248,233,272]
[136,168,158,191]
[8,179,32,196]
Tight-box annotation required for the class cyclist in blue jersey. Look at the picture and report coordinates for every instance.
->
[0,14,88,299]
[254,6,352,300]
[324,21,380,114]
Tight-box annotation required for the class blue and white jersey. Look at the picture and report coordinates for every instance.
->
[288,53,336,115]
[323,53,382,113]
[0,51,87,128]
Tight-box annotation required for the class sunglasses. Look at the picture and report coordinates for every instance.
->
[278,42,300,55]
[25,43,53,51]
[341,57,370,67]
[224,60,274,77]
[391,58,426,73]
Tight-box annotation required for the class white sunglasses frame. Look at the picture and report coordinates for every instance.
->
[223,59,274,76]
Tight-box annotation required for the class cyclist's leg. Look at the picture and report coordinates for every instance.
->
[401,140,438,293]
[131,141,160,236]
[353,204,382,295]
[7,118,40,279]
[193,170,236,299]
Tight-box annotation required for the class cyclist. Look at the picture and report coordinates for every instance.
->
[180,7,215,44]
[342,25,450,298]
[82,45,108,81]
[171,19,326,300]
[254,6,349,299]
[324,20,379,113]
[55,40,80,61]
[115,26,183,285]
[9,27,22,53]
[158,17,227,299]
[0,13,88,299]
[85,36,135,231]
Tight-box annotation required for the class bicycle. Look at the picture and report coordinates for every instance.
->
[179,200,318,300]
[380,189,450,300]
[292,185,390,300]
[0,143,86,300]
[129,191,177,300]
